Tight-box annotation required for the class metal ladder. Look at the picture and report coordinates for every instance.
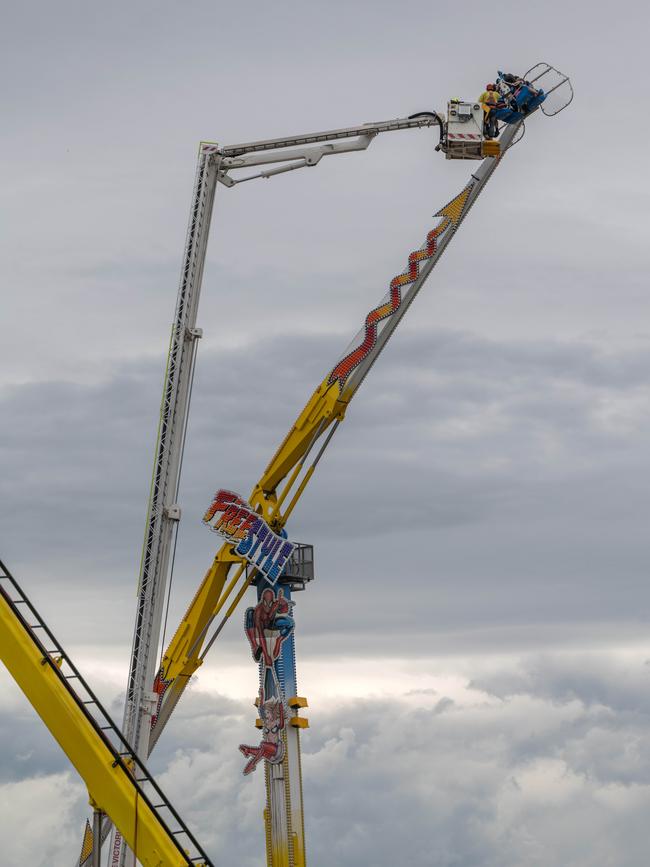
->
[0,558,214,867]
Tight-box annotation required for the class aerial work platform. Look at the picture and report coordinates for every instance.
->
[443,62,573,159]
[0,61,573,867]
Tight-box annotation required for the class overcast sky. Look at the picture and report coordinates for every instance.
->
[2,1,650,865]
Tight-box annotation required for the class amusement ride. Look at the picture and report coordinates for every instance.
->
[0,64,573,866]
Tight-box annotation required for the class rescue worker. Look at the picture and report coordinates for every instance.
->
[479,83,499,138]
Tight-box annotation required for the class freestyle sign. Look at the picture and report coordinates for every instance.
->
[203,489,295,585]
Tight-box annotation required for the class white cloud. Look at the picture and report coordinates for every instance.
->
[0,772,87,865]
[3,649,650,865]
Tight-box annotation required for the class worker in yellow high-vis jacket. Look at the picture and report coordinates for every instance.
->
[479,83,499,139]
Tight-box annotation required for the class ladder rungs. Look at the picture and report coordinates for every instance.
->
[0,560,216,867]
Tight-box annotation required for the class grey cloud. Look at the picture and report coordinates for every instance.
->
[2,327,649,656]
[471,653,650,717]
[2,0,650,862]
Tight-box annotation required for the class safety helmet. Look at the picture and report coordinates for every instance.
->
[486,83,496,91]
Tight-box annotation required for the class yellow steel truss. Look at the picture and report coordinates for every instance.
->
[0,587,205,867]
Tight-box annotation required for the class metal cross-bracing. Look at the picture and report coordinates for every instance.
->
[87,110,451,866]
[0,560,213,867]
[143,121,524,866]
[110,146,221,867]
[76,66,571,864]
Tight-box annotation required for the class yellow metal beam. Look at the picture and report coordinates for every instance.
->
[0,591,197,867]
[252,377,347,505]
[153,172,499,750]
[155,376,348,707]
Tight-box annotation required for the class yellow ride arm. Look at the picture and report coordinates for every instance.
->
[152,182,482,742]
[151,373,349,741]
[0,576,209,866]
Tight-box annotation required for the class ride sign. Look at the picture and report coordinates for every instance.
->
[203,489,295,585]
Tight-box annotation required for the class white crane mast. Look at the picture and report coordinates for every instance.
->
[92,114,446,867]
[110,145,222,867]
[93,61,573,863]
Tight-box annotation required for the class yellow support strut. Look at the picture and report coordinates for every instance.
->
[0,567,210,867]
[151,181,482,742]
[151,375,349,742]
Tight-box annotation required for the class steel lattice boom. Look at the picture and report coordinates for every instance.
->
[74,64,572,865]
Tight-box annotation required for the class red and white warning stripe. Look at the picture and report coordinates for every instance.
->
[447,133,481,140]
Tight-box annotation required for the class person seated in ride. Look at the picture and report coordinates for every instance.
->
[478,83,500,138]
[502,72,523,88]
[499,71,540,112]
[496,74,519,111]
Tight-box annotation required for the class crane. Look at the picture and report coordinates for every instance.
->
[21,63,569,866]
[153,125,507,867]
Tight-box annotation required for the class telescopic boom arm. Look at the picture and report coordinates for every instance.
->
[105,109,450,867]
[148,119,522,746]
[106,60,574,857]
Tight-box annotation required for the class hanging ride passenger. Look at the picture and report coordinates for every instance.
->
[497,71,544,117]
[479,83,500,139]
[501,72,524,89]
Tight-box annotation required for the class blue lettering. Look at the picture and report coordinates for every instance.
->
[266,560,281,583]
[252,526,269,563]
[236,533,253,556]
[273,551,290,578]
[261,532,279,559]
[236,518,263,556]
